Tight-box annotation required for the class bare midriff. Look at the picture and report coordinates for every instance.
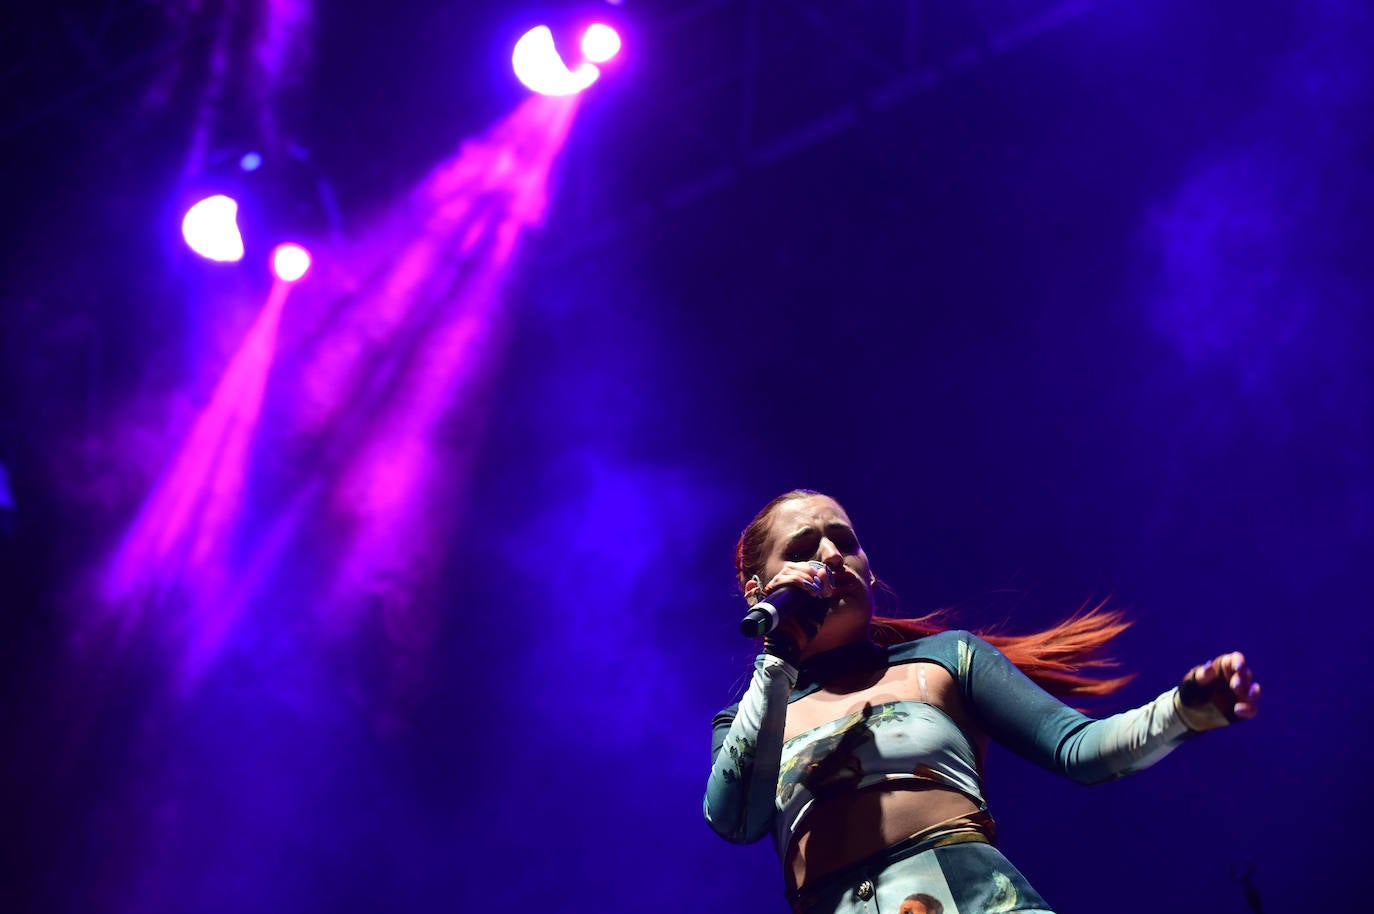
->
[785,782,980,892]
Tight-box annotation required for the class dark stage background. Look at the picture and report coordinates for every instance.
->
[3,1,1371,912]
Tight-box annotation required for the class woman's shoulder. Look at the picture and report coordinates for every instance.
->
[887,628,987,671]
[888,627,972,654]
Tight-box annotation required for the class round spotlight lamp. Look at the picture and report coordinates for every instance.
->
[181,195,245,263]
[512,25,600,96]
[581,24,621,64]
[271,243,312,282]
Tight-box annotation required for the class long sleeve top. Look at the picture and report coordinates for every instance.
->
[704,630,1208,852]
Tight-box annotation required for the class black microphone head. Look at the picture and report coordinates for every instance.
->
[739,610,772,638]
[738,585,823,637]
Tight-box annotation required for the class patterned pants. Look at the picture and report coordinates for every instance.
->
[790,840,1054,914]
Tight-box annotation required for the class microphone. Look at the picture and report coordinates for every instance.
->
[739,561,831,637]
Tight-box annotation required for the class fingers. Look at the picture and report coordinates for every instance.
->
[1185,651,1261,722]
[1232,681,1262,720]
[1195,652,1248,688]
[765,562,833,598]
[1214,652,1259,704]
[1217,651,1250,691]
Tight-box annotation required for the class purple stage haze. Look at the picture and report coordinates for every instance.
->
[4,3,1372,914]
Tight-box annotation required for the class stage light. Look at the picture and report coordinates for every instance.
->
[271,243,312,282]
[239,151,264,172]
[512,25,600,96]
[181,194,246,263]
[581,23,620,64]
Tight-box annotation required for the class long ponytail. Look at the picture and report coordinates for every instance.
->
[870,601,1135,700]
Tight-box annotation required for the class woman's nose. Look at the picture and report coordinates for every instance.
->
[816,538,842,565]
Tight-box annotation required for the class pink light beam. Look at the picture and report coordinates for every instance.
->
[319,94,580,634]
[97,93,581,696]
[103,279,293,650]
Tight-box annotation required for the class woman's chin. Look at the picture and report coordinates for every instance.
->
[830,594,874,620]
[812,603,873,648]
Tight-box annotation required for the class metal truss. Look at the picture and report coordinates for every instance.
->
[542,0,1099,261]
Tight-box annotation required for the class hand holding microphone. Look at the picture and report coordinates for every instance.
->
[740,561,835,666]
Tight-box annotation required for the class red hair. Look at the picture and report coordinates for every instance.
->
[735,491,1134,700]
[869,604,1134,700]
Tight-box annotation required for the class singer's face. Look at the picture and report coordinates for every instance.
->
[761,495,875,649]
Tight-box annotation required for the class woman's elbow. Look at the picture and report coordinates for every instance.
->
[702,800,768,844]
[1056,761,1124,787]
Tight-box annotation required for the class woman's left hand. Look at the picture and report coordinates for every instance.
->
[1180,651,1262,723]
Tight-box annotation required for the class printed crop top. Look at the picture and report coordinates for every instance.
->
[777,699,986,849]
[704,630,1204,855]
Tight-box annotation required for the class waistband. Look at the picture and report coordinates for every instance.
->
[787,811,995,914]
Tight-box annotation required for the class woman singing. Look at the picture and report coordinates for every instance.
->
[704,490,1260,914]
